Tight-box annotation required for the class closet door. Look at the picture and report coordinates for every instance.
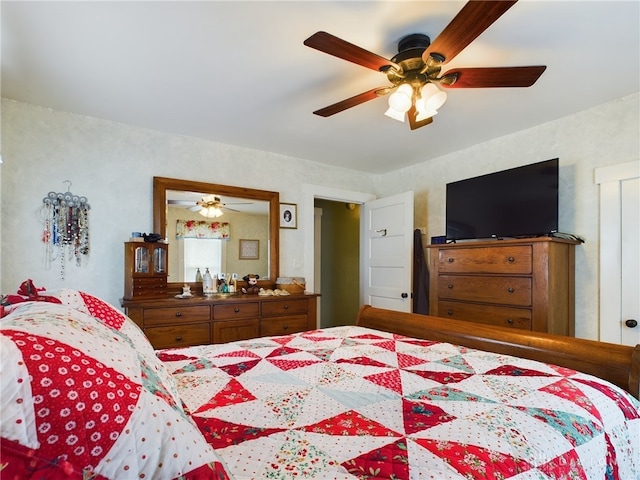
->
[620,177,639,345]
[596,162,640,346]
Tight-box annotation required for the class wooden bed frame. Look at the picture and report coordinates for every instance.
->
[356,305,640,400]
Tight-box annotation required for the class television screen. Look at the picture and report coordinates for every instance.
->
[446,158,559,241]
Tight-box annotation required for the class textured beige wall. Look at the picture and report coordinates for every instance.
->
[0,99,373,306]
[2,94,638,340]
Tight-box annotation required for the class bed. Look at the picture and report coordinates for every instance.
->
[1,288,639,479]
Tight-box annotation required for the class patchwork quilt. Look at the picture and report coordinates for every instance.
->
[161,326,640,480]
[1,296,231,480]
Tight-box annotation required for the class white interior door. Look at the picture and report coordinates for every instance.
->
[362,191,414,312]
[620,177,639,346]
[596,161,640,346]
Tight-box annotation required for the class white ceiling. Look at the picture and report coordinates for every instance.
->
[2,1,638,174]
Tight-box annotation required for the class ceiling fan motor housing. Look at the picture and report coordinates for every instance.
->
[387,33,440,88]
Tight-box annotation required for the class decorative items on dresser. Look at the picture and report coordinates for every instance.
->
[427,237,580,335]
[123,241,168,300]
[121,294,318,349]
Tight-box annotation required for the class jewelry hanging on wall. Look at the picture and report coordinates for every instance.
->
[40,180,91,279]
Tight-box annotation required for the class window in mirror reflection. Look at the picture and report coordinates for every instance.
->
[179,238,226,283]
[167,202,270,281]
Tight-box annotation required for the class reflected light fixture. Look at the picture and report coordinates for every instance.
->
[198,195,224,218]
[200,205,223,218]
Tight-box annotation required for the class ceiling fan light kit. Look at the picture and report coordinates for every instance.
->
[200,205,223,218]
[197,195,223,218]
[386,81,447,123]
[303,0,546,131]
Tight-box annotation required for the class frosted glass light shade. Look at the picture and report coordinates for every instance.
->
[420,83,447,111]
[385,107,405,122]
[388,83,413,113]
[200,206,223,218]
[415,104,438,122]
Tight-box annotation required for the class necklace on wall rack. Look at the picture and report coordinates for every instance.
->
[39,180,91,279]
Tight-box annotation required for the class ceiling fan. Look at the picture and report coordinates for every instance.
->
[168,195,250,218]
[303,0,546,130]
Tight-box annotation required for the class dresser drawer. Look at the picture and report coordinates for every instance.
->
[214,302,259,320]
[144,323,210,349]
[260,315,309,336]
[438,275,532,306]
[438,246,532,274]
[143,306,210,326]
[213,318,259,344]
[130,277,168,299]
[261,298,309,316]
[437,301,532,330]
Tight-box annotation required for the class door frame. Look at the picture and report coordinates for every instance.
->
[595,161,640,343]
[302,184,376,326]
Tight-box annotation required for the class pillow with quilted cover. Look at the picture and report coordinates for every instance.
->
[47,288,182,404]
[0,301,231,480]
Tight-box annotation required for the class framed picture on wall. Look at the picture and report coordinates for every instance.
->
[239,239,259,259]
[280,203,297,229]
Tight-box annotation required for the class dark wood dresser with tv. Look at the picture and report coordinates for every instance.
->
[427,237,580,335]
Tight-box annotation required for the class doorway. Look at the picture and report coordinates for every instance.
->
[314,200,360,328]
[302,184,376,329]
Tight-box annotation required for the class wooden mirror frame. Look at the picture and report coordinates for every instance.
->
[153,177,279,291]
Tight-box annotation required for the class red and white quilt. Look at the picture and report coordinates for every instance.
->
[160,326,640,479]
[1,297,231,480]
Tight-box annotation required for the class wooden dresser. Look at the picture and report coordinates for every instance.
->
[427,238,580,335]
[121,294,318,349]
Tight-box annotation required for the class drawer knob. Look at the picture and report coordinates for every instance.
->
[508,256,515,263]
[447,309,453,315]
[283,324,289,330]
[175,312,182,317]
[284,304,289,310]
[175,336,183,341]
[234,307,240,313]
[507,318,514,324]
[625,319,638,328]
[507,287,515,293]
[447,284,453,289]
[447,257,454,263]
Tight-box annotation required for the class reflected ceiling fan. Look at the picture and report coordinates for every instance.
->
[168,195,250,218]
[303,0,546,130]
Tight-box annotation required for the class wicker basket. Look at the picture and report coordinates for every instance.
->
[276,277,306,294]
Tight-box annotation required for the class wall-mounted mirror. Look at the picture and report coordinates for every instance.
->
[153,177,279,289]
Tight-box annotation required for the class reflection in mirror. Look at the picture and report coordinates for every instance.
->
[166,190,270,282]
[153,177,279,290]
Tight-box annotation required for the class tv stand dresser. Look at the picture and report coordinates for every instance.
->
[122,294,318,349]
[427,237,580,335]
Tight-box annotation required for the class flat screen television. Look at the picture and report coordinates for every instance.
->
[446,158,559,241]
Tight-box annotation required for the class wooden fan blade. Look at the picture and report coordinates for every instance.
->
[440,66,546,88]
[313,87,387,117]
[423,0,518,65]
[407,104,434,130]
[304,31,398,72]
